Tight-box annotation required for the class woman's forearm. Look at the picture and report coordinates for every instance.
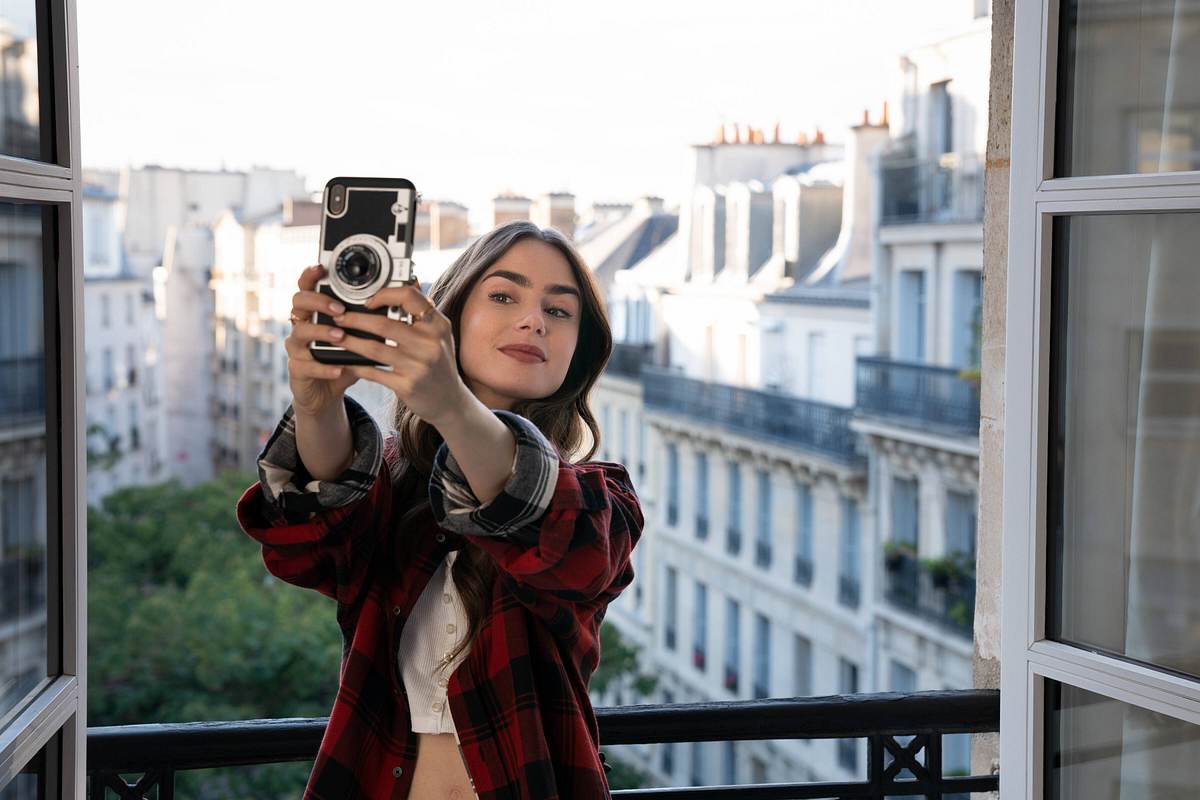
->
[434,391,517,507]
[294,399,355,482]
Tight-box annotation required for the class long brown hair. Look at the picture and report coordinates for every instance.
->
[388,220,612,666]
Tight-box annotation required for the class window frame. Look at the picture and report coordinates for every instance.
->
[1001,0,1200,796]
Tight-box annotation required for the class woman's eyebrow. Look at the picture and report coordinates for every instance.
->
[484,269,580,300]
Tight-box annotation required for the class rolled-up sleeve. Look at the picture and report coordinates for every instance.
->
[428,409,644,605]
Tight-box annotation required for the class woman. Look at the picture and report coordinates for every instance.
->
[236,220,644,800]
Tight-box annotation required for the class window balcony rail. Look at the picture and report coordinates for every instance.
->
[0,355,45,421]
[606,341,655,380]
[856,356,980,436]
[838,574,861,609]
[754,540,771,569]
[793,556,814,587]
[643,366,864,465]
[879,153,984,226]
[86,690,1000,799]
[883,549,976,639]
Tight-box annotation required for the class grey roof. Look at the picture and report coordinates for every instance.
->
[592,213,679,275]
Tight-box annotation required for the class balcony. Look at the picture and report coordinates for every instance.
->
[1,355,45,421]
[879,153,983,226]
[856,357,980,436]
[606,341,655,380]
[883,547,976,639]
[643,366,864,465]
[87,690,1000,798]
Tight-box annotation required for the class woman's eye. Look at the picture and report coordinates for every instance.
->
[488,291,572,319]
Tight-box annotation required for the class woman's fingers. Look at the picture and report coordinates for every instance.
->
[288,357,344,381]
[289,320,345,345]
[297,264,324,291]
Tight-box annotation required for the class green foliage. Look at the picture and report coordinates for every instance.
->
[88,470,342,798]
[593,620,659,698]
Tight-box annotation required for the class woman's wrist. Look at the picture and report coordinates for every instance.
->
[294,395,355,482]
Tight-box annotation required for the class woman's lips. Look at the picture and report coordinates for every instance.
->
[500,348,544,364]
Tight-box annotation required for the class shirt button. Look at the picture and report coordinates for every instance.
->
[392,605,401,615]
[393,766,403,778]
[439,677,448,687]
[443,593,451,604]
[435,533,446,542]
[433,700,443,711]
[446,623,456,634]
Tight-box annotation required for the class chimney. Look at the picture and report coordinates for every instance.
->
[814,128,826,145]
[882,100,889,126]
[833,121,891,281]
[732,125,741,144]
[772,121,781,144]
[715,124,727,144]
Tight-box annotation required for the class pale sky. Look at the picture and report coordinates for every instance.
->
[77,0,972,231]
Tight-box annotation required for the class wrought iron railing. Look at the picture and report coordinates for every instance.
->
[883,550,976,639]
[879,153,984,226]
[87,690,1000,798]
[0,355,45,421]
[606,341,655,380]
[856,356,980,435]
[643,366,864,465]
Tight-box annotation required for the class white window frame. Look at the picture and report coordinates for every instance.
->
[1001,0,1200,797]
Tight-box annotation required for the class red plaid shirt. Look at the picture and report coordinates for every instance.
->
[236,396,643,799]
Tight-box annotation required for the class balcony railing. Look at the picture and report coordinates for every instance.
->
[643,366,864,465]
[87,690,1000,799]
[879,153,984,226]
[856,356,980,435]
[606,341,655,380]
[0,355,45,421]
[883,550,976,639]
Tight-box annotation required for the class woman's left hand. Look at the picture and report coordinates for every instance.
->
[333,283,470,428]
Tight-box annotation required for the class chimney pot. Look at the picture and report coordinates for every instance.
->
[882,100,890,126]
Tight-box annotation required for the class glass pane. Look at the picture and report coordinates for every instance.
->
[1049,212,1200,678]
[0,202,49,724]
[0,730,56,799]
[0,0,43,161]
[1056,0,1200,176]
[1047,681,1200,799]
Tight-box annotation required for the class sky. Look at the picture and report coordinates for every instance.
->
[77,0,973,231]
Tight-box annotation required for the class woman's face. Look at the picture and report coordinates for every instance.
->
[457,237,582,411]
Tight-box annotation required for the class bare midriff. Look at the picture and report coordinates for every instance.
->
[405,731,479,800]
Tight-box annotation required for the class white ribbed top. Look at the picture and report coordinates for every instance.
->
[398,549,472,743]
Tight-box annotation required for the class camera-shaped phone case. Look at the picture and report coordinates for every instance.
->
[309,176,421,369]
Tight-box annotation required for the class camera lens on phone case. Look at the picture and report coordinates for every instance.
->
[336,244,380,287]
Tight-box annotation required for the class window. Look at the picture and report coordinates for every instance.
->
[889,660,917,693]
[1004,1,1200,795]
[896,270,926,361]
[724,597,739,693]
[724,740,737,786]
[929,80,953,156]
[126,343,137,386]
[100,292,110,328]
[0,6,84,784]
[726,460,741,555]
[665,442,678,527]
[695,451,708,539]
[124,291,134,325]
[945,489,977,559]
[693,580,707,672]
[837,659,860,770]
[754,468,771,568]
[793,634,812,697]
[752,613,770,700]
[661,689,675,775]
[952,270,982,367]
[618,407,628,464]
[892,476,919,548]
[638,416,646,481]
[664,565,677,651]
[689,740,705,786]
[838,497,860,609]
[601,404,610,460]
[794,482,814,586]
[806,331,825,399]
[128,402,139,450]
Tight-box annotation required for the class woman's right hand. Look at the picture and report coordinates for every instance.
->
[285,264,361,417]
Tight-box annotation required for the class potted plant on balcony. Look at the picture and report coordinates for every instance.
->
[921,553,974,590]
[883,540,916,572]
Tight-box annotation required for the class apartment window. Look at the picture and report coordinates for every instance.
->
[793,634,812,697]
[753,612,770,700]
[724,740,736,786]
[952,269,982,367]
[945,489,977,559]
[638,416,646,481]
[693,580,707,672]
[618,407,628,464]
[126,343,137,385]
[661,689,675,775]
[695,451,709,539]
[930,79,953,156]
[690,740,705,786]
[806,331,826,400]
[664,565,677,650]
[724,597,739,693]
[128,402,139,450]
[794,481,814,586]
[124,290,134,325]
[103,347,114,390]
[889,660,917,693]
[837,659,860,770]
[1005,2,1200,789]
[634,537,644,609]
[754,468,771,569]
[726,460,741,555]
[896,270,926,361]
[665,442,678,527]
[601,404,610,460]
[100,291,110,327]
[838,497,861,609]
[892,477,920,548]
